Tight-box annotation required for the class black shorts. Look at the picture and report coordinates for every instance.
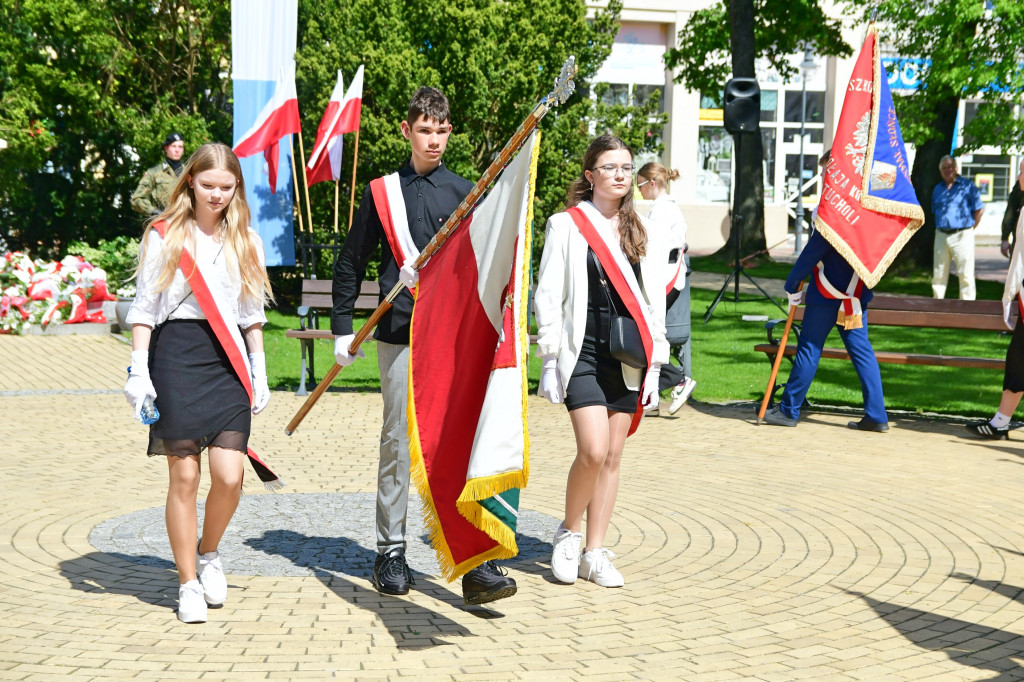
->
[564,336,638,414]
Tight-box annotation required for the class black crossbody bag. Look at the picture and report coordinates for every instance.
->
[590,250,647,369]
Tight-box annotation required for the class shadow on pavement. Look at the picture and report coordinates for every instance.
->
[58,551,178,612]
[848,589,1024,680]
[246,529,473,649]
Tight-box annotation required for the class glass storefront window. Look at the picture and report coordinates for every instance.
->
[784,91,825,124]
[598,83,630,107]
[762,129,777,202]
[697,126,732,203]
[782,128,824,144]
[760,90,778,123]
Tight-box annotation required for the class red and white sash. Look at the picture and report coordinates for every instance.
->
[813,262,864,330]
[369,173,420,266]
[567,204,654,436]
[152,221,284,490]
[666,257,686,295]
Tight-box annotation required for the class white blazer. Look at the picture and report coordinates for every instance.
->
[534,201,669,398]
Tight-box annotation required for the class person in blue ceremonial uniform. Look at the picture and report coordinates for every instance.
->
[763,228,889,432]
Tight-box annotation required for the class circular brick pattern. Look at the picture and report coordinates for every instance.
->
[90,492,560,578]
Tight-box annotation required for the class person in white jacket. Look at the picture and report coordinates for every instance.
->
[534,134,668,587]
[638,161,696,414]
[966,209,1024,440]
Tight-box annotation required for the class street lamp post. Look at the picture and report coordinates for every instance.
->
[794,46,817,255]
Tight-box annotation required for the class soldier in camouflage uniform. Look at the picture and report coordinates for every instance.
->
[131,132,185,216]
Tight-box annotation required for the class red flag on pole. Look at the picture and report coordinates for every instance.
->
[233,62,301,194]
[407,130,540,581]
[814,26,924,287]
[306,65,364,186]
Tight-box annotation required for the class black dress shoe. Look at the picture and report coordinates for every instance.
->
[462,561,517,605]
[847,417,889,432]
[372,548,413,595]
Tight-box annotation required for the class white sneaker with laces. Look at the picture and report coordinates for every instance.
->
[177,580,208,623]
[197,549,227,606]
[668,377,697,415]
[551,524,583,584]
[578,548,625,587]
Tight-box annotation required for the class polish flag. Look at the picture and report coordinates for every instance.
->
[407,130,540,581]
[234,62,301,194]
[306,65,364,186]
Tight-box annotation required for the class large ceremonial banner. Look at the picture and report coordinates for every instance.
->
[815,26,924,287]
[231,0,298,266]
[407,131,540,581]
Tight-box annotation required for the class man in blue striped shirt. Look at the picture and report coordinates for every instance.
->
[932,155,984,300]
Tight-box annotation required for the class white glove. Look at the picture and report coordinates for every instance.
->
[249,352,270,414]
[124,349,157,420]
[538,355,564,404]
[786,290,803,308]
[641,363,661,410]
[334,334,365,367]
[1004,300,1015,331]
[399,257,419,288]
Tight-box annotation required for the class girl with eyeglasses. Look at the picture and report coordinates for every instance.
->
[534,134,669,587]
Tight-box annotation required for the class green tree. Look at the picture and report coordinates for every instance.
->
[0,0,230,256]
[666,0,851,258]
[295,0,664,275]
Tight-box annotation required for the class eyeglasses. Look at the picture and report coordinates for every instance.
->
[636,178,652,188]
[592,164,634,177]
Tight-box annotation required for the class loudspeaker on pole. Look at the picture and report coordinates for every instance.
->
[723,78,761,134]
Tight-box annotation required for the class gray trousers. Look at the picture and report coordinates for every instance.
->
[376,341,410,554]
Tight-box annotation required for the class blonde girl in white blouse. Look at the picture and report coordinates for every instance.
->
[124,142,274,623]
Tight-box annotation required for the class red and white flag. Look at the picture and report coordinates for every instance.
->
[407,130,540,581]
[306,65,364,186]
[233,62,301,194]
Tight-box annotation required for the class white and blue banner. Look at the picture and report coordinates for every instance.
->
[231,0,298,266]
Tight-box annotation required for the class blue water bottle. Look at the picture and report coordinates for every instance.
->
[127,367,160,425]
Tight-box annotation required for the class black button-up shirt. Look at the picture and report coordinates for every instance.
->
[332,160,473,344]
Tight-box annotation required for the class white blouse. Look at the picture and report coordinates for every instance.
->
[126,225,268,329]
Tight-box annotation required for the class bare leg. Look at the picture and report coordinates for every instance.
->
[166,454,201,584]
[563,405,611,534]
[198,446,245,554]
[584,411,632,550]
[998,390,1024,417]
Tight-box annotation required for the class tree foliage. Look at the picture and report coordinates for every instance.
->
[2,0,662,273]
[296,0,664,275]
[0,0,231,256]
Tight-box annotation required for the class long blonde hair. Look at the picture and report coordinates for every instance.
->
[566,135,647,263]
[135,142,274,306]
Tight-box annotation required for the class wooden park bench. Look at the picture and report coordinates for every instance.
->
[753,295,1010,373]
[285,279,380,395]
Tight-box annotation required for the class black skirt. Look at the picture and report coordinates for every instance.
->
[564,335,638,413]
[1005,314,1024,392]
[147,319,251,458]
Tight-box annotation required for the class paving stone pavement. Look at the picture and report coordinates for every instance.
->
[5,333,1024,680]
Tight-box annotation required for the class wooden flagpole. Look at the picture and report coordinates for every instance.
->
[757,282,803,424]
[333,179,340,233]
[296,131,315,237]
[346,128,361,231]
[285,56,579,435]
[288,137,311,278]
[288,137,305,235]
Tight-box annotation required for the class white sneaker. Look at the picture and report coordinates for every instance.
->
[177,580,207,623]
[196,549,227,606]
[578,548,624,587]
[551,524,583,584]
[668,377,697,415]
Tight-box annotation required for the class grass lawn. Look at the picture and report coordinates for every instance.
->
[263,275,1010,419]
[687,286,1008,418]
